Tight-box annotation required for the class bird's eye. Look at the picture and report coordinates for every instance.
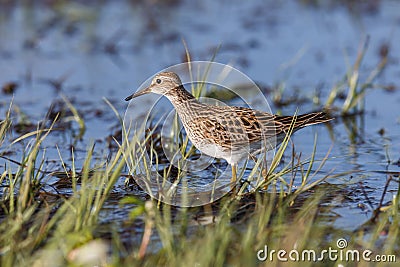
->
[156,79,162,84]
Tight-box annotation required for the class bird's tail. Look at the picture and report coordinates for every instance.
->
[275,111,333,132]
[296,111,333,127]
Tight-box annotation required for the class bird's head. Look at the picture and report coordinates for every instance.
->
[125,71,183,101]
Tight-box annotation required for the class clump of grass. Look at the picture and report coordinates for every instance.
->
[0,104,12,149]
[0,99,142,266]
[61,94,86,141]
[325,36,389,115]
[118,180,398,266]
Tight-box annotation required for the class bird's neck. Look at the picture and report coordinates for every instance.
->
[165,85,197,106]
[165,86,205,124]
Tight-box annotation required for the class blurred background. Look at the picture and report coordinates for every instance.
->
[1,1,398,114]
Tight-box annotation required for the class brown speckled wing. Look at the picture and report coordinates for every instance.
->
[185,117,232,149]
[186,107,278,151]
[233,107,276,141]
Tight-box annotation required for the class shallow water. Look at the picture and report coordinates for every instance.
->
[0,0,399,248]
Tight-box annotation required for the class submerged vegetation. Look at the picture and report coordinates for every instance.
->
[325,36,390,115]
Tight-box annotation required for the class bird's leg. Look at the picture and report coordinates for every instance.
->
[231,164,237,184]
[230,164,238,192]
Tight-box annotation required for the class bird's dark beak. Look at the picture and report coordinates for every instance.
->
[125,86,151,101]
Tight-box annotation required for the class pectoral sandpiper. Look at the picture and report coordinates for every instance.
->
[125,71,332,184]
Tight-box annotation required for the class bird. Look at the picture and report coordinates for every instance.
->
[125,71,332,185]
